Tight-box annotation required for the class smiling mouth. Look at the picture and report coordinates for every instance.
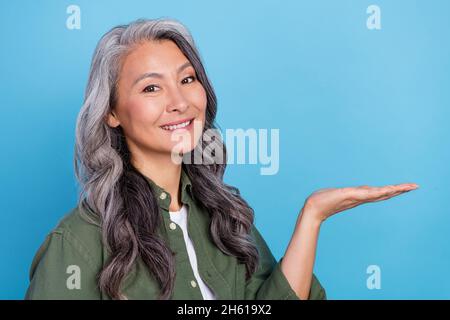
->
[160,118,194,131]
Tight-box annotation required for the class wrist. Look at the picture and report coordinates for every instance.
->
[297,205,323,229]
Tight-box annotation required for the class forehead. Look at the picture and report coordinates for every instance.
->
[120,40,189,76]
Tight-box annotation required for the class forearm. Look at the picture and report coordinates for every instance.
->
[280,207,321,300]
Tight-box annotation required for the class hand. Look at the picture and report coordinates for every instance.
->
[301,183,419,224]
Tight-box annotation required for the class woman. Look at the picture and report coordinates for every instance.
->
[25,18,418,300]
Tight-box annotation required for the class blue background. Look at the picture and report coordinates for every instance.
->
[1,0,449,299]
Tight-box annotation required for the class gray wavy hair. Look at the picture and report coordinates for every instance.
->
[74,18,259,300]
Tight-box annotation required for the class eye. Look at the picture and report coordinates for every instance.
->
[142,84,160,93]
[181,76,196,84]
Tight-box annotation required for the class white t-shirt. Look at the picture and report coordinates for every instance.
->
[169,204,216,300]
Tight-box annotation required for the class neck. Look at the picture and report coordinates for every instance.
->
[130,147,183,212]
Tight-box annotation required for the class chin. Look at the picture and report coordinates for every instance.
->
[166,140,198,155]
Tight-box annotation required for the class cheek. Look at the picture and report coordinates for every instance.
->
[121,97,162,134]
[189,85,208,115]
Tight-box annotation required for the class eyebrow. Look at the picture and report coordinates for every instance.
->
[132,61,193,87]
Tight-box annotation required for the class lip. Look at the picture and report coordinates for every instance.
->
[160,117,194,127]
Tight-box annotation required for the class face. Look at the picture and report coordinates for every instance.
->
[107,39,207,160]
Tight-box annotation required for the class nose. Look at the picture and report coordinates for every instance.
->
[165,85,189,113]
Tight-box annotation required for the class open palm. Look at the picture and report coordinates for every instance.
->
[303,183,419,222]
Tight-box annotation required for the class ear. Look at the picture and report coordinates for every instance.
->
[106,111,120,128]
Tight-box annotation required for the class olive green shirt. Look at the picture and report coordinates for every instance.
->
[25,169,326,300]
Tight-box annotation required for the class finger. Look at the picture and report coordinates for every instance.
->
[359,185,395,198]
[361,184,417,201]
[379,183,418,193]
[368,187,417,202]
[393,183,419,190]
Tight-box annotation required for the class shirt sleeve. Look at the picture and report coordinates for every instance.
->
[244,225,326,300]
[25,228,101,300]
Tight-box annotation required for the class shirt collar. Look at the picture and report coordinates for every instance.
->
[142,167,193,211]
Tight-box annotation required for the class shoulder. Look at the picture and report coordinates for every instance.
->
[30,205,104,275]
[25,205,105,299]
[54,204,102,245]
[54,204,104,263]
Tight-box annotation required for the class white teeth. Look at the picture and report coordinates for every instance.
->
[161,119,191,131]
